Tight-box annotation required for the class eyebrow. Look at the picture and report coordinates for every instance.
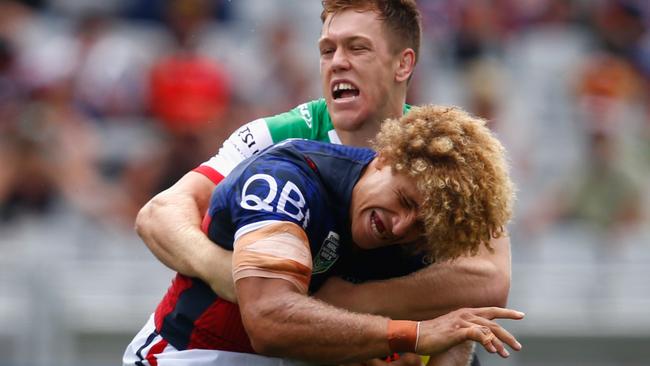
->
[318,35,372,47]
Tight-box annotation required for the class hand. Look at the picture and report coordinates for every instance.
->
[417,307,524,358]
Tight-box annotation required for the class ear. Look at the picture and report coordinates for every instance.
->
[395,48,416,83]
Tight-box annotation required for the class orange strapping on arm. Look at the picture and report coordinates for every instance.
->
[233,222,312,294]
[387,320,419,353]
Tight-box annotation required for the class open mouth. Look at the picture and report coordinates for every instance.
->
[332,82,360,100]
[370,210,386,238]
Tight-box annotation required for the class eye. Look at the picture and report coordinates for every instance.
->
[396,190,413,209]
[320,47,334,56]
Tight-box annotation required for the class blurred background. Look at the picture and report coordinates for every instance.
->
[0,0,649,365]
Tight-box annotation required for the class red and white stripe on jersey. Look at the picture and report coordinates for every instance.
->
[193,165,225,186]
[233,221,312,294]
[123,314,312,366]
[153,273,256,353]
[193,118,273,183]
[123,314,170,366]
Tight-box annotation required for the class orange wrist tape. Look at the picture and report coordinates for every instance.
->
[387,320,419,353]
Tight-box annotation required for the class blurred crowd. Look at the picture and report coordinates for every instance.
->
[420,0,650,242]
[1,0,649,239]
[0,0,649,364]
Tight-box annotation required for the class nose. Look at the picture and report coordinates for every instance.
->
[331,47,351,72]
[391,210,419,240]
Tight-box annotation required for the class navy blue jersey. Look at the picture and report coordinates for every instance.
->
[206,139,375,291]
[154,140,378,353]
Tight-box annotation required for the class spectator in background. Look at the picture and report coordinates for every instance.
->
[0,3,165,228]
[0,130,56,222]
[0,36,22,126]
[149,55,230,135]
[522,49,647,240]
[591,0,646,61]
[573,52,646,231]
[148,0,232,190]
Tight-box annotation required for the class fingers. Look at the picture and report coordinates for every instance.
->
[472,307,525,321]
[478,326,509,358]
[465,321,522,358]
[475,316,521,352]
[465,306,524,357]
[416,308,524,358]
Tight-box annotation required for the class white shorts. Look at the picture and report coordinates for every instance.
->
[123,314,313,366]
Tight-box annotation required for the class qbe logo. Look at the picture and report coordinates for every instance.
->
[240,174,310,229]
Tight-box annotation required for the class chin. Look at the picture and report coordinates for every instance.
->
[351,228,370,250]
[354,241,373,250]
[355,233,379,250]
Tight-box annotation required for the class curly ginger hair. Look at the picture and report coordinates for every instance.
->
[372,105,515,261]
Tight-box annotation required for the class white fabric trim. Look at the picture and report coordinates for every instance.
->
[199,118,273,177]
[233,220,284,243]
[328,129,342,145]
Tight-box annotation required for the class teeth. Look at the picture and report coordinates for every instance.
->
[333,82,355,92]
[370,212,383,237]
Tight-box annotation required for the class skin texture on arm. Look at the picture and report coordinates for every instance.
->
[238,277,391,363]
[315,235,512,321]
[135,171,236,301]
[234,227,522,363]
[237,277,523,364]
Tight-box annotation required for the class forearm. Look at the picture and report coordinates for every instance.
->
[240,278,523,363]
[239,277,392,364]
[135,172,236,301]
[319,236,511,320]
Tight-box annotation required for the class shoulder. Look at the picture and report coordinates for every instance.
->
[222,147,325,229]
[263,99,334,142]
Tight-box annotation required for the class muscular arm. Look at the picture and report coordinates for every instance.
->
[238,277,392,363]
[234,226,522,363]
[134,113,300,301]
[135,171,236,301]
[315,235,511,320]
[237,272,522,364]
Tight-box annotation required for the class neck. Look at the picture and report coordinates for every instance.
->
[337,124,380,147]
[337,97,405,147]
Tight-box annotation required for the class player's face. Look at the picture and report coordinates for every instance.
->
[350,158,424,250]
[319,10,404,135]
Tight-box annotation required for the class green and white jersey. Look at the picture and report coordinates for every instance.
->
[195,98,411,183]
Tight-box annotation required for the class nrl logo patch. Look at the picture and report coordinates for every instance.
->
[312,231,340,274]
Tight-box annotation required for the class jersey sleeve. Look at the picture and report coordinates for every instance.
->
[263,101,320,142]
[194,100,327,183]
[194,118,274,183]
